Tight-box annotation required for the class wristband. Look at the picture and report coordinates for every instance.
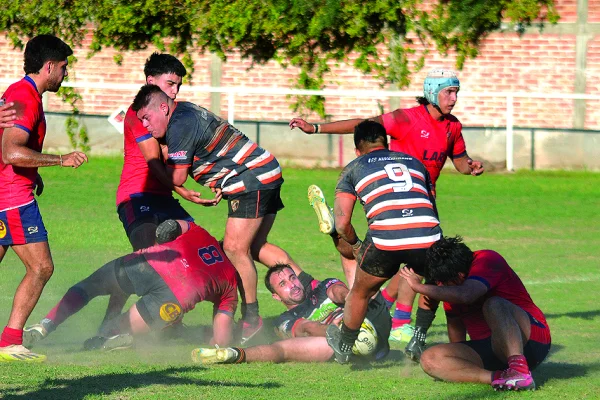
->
[351,239,363,251]
[312,124,320,134]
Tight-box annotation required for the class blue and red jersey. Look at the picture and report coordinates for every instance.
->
[444,250,551,344]
[116,105,172,206]
[336,148,441,251]
[381,105,467,189]
[138,223,238,316]
[0,76,46,211]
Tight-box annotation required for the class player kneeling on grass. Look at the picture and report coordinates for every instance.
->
[24,220,238,350]
[191,264,391,364]
[399,236,551,391]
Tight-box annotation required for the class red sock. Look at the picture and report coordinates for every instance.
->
[381,288,395,303]
[0,326,23,347]
[45,287,88,326]
[508,354,530,374]
[392,302,412,328]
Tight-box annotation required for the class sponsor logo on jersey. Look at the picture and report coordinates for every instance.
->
[27,226,38,235]
[231,200,240,212]
[0,220,6,239]
[180,258,189,269]
[168,150,188,160]
[420,130,430,138]
[159,303,182,322]
[140,206,150,212]
[402,209,414,217]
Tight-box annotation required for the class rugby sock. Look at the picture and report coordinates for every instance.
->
[414,306,437,334]
[392,302,413,328]
[0,326,23,347]
[45,286,90,327]
[507,354,530,374]
[226,347,247,364]
[380,288,396,310]
[241,302,260,325]
[340,323,360,353]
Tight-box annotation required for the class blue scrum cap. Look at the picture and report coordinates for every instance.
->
[423,69,460,107]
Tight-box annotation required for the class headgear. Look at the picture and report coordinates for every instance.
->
[423,69,460,107]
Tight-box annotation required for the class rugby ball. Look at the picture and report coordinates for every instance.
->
[352,318,378,356]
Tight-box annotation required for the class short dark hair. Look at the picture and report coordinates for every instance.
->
[354,120,388,150]
[425,236,474,283]
[144,52,187,78]
[264,263,295,294]
[416,96,430,105]
[131,84,169,112]
[24,35,73,75]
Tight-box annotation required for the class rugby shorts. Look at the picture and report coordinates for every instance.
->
[114,253,183,329]
[0,200,48,245]
[226,187,284,218]
[356,233,428,279]
[117,193,193,236]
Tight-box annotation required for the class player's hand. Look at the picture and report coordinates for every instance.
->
[211,187,222,206]
[175,186,218,206]
[0,101,16,129]
[62,151,88,168]
[289,117,316,134]
[34,174,44,196]
[399,267,422,290]
[467,159,484,176]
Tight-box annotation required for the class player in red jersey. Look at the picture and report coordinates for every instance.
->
[290,69,484,349]
[399,236,551,391]
[116,53,216,252]
[0,35,88,363]
[24,220,238,350]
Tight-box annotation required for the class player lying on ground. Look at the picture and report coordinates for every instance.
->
[191,263,391,364]
[399,236,551,391]
[24,220,238,350]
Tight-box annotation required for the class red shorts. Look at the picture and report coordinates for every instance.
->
[0,200,48,245]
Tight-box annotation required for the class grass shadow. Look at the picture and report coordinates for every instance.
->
[544,310,600,321]
[534,361,600,386]
[1,366,281,400]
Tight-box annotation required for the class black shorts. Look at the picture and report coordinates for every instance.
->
[227,187,284,218]
[114,254,183,329]
[117,194,193,236]
[356,234,428,278]
[462,336,551,371]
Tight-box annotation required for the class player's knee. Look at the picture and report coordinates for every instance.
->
[419,347,440,375]
[482,296,507,317]
[222,240,250,258]
[30,261,54,282]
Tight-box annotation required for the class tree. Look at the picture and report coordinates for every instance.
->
[0,0,559,118]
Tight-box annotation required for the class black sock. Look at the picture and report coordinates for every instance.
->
[241,302,259,324]
[414,307,437,333]
[340,323,360,353]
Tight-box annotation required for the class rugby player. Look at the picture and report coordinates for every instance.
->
[24,220,238,349]
[325,120,441,364]
[117,53,214,253]
[190,263,391,364]
[291,69,484,348]
[399,236,551,391]
[0,35,87,362]
[132,84,302,343]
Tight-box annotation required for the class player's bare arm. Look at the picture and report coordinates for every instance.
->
[452,155,484,176]
[292,319,329,337]
[0,101,16,129]
[290,117,375,135]
[326,282,350,304]
[446,316,467,343]
[2,126,87,168]
[399,267,488,304]
[333,195,359,245]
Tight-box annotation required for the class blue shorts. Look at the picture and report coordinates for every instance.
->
[117,194,193,236]
[0,200,48,245]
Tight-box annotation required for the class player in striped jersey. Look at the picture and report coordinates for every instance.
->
[325,120,441,363]
[132,85,301,342]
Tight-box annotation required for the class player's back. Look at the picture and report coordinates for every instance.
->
[166,102,283,195]
[336,148,441,251]
[0,77,46,209]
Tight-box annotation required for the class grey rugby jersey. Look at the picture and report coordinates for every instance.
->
[335,148,441,251]
[165,102,283,195]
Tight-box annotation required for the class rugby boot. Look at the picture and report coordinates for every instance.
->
[404,326,426,362]
[492,368,536,391]
[240,316,263,345]
[23,319,54,348]
[156,219,182,244]
[191,347,242,365]
[307,185,335,235]
[326,324,352,364]
[83,334,133,351]
[389,324,415,343]
[0,344,46,363]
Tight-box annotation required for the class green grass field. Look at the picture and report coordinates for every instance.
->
[1,157,599,399]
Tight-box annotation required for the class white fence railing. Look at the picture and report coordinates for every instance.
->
[2,79,599,171]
